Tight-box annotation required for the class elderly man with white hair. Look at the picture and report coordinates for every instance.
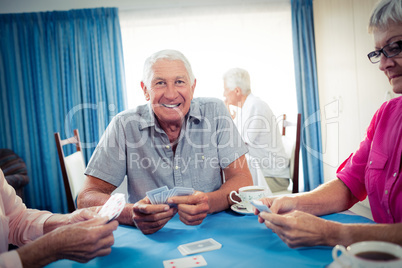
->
[223,68,290,192]
[78,50,253,234]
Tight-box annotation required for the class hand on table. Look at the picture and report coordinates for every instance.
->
[132,197,178,234]
[258,210,332,248]
[168,191,209,226]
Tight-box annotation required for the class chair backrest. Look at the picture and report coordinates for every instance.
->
[281,114,301,193]
[54,129,86,212]
[0,148,29,200]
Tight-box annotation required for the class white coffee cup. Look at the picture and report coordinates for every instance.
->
[332,241,402,268]
[229,186,270,211]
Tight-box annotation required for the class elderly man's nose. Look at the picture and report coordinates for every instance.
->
[165,83,177,98]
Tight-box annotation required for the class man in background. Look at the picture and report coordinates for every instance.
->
[223,68,290,192]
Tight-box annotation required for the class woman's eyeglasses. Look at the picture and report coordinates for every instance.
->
[367,40,402,63]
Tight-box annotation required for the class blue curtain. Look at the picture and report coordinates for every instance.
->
[0,8,126,213]
[291,0,324,191]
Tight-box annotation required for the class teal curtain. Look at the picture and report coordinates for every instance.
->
[291,0,324,191]
[0,8,126,213]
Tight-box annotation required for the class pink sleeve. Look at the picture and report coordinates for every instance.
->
[336,105,381,201]
[336,150,368,201]
[0,169,52,248]
[0,251,22,268]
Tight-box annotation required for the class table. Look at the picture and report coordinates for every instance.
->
[48,210,374,268]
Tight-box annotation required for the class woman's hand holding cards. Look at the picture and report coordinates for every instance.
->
[251,200,272,214]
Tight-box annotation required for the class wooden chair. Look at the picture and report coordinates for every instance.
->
[54,129,86,212]
[281,113,301,193]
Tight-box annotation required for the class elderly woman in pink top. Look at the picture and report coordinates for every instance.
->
[256,0,402,248]
[0,169,118,267]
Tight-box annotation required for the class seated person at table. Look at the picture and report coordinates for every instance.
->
[223,68,289,192]
[255,0,402,248]
[77,49,253,234]
[0,169,117,268]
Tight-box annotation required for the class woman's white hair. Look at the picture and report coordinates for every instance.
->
[369,0,402,33]
[142,49,195,88]
[223,68,251,95]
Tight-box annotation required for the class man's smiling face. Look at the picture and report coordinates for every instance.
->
[143,59,195,126]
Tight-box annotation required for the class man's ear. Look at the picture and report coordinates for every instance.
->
[141,81,150,101]
[191,79,197,94]
[235,87,242,96]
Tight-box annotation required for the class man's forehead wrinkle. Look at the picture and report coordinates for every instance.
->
[152,75,188,81]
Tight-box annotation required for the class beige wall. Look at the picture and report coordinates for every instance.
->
[3,0,394,188]
[313,0,394,183]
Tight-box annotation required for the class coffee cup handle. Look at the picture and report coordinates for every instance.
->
[229,191,242,204]
[332,245,348,267]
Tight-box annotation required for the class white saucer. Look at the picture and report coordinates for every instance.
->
[231,204,254,215]
[326,261,341,268]
[326,255,348,268]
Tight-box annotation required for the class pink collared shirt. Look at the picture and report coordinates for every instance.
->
[0,169,52,268]
[337,96,402,223]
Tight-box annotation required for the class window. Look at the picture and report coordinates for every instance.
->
[119,1,296,118]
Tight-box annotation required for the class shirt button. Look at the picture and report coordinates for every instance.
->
[385,190,388,195]
[166,145,170,149]
[175,166,179,170]
[369,161,372,165]
[394,172,397,177]
[387,209,391,215]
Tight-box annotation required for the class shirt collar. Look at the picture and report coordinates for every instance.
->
[138,103,155,130]
[243,93,253,109]
[188,99,202,122]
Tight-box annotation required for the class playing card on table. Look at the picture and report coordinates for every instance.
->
[98,193,126,222]
[163,255,207,268]
[178,238,222,256]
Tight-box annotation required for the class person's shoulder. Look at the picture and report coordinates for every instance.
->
[116,104,148,117]
[384,95,402,107]
[191,98,229,119]
[250,94,269,106]
[246,94,273,113]
[193,97,226,110]
[367,96,402,136]
[111,104,150,125]
[377,95,402,115]
[194,97,225,106]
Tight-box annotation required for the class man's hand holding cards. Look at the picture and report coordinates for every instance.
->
[146,186,195,205]
[136,186,208,233]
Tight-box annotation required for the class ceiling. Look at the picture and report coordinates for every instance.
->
[0,0,287,14]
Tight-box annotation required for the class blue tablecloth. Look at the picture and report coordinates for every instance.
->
[47,210,374,267]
